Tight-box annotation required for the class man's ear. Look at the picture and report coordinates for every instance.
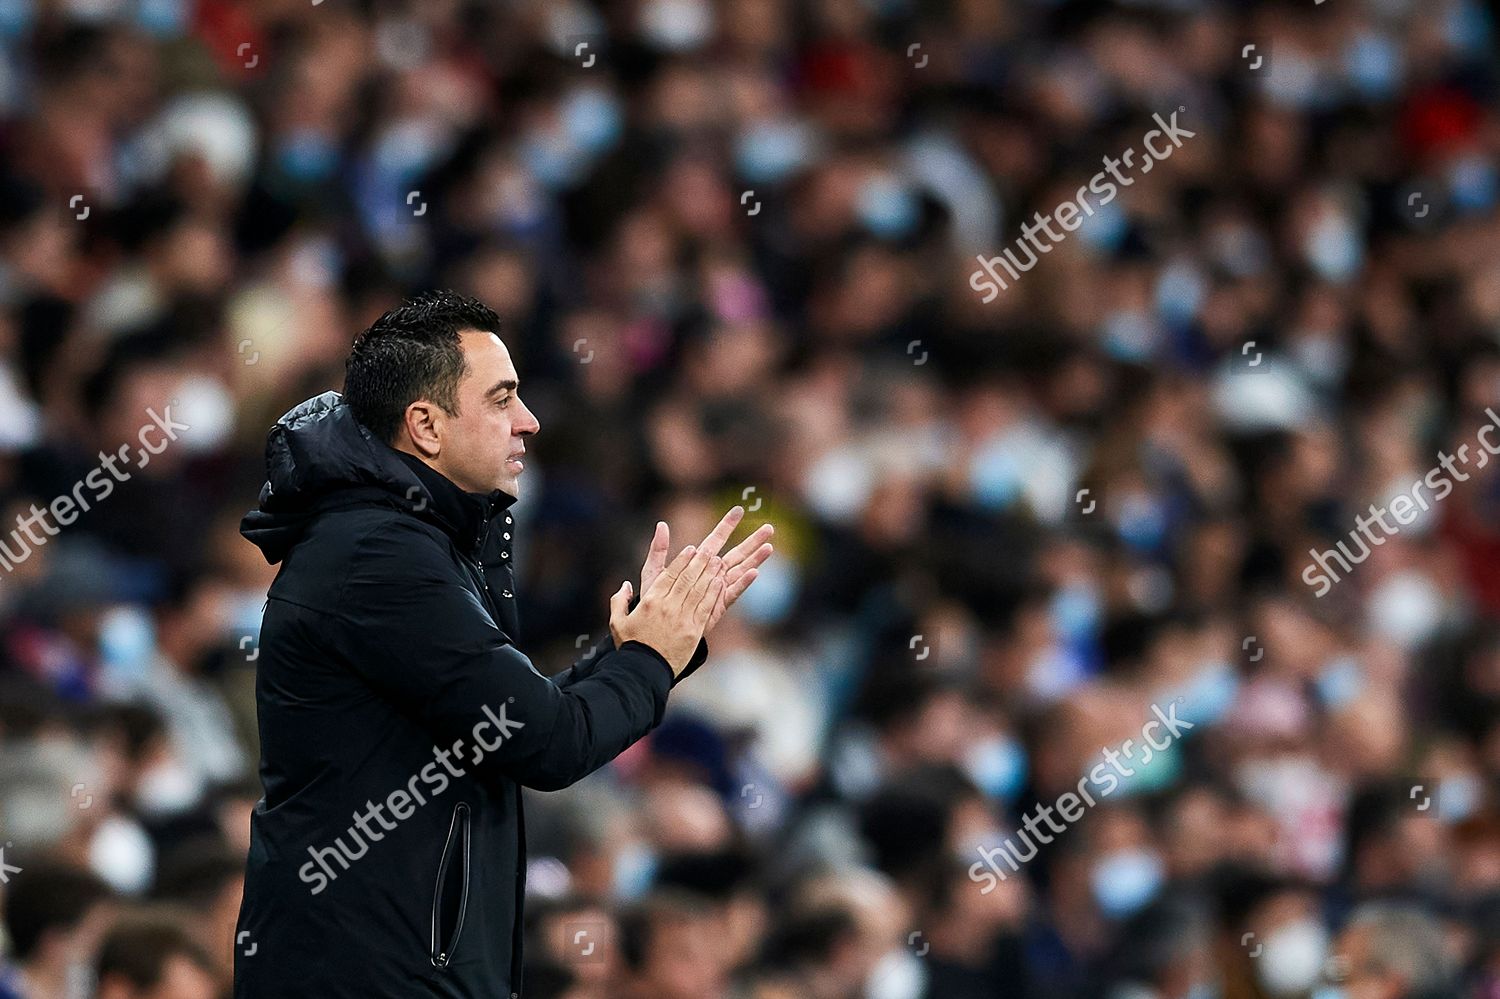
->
[402,400,443,459]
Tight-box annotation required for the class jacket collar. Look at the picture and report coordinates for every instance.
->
[392,449,516,556]
[241,392,521,566]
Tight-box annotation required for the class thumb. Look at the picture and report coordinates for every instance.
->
[609,580,632,626]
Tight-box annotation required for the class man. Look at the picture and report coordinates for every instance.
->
[618,891,727,999]
[232,291,773,998]
[0,859,114,999]
[152,838,248,982]
[523,895,620,997]
[95,911,220,999]
[1323,904,1458,999]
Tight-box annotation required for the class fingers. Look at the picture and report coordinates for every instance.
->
[738,540,774,575]
[695,571,726,623]
[722,523,774,569]
[608,580,632,628]
[704,543,772,632]
[652,544,696,593]
[687,555,722,609]
[697,506,745,559]
[719,543,772,598]
[724,566,758,605]
[668,545,713,600]
[642,521,669,585]
[653,512,769,619]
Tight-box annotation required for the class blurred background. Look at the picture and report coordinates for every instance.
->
[1,0,1499,998]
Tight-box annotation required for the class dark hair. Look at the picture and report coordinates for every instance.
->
[521,958,579,999]
[80,702,167,764]
[758,906,859,969]
[342,290,502,444]
[617,891,715,971]
[152,837,245,908]
[95,909,216,990]
[2,859,112,960]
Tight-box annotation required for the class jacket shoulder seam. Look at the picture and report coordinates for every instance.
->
[263,592,338,619]
[332,513,462,614]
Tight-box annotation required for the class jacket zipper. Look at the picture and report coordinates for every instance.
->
[470,557,501,621]
[430,802,472,968]
[468,523,522,997]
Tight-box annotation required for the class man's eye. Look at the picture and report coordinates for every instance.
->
[497,396,510,407]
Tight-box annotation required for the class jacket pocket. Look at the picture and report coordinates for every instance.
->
[429,801,472,968]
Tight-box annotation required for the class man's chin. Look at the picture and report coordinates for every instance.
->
[498,458,526,497]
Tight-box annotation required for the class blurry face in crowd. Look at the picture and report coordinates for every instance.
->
[637,912,724,999]
[1245,892,1329,999]
[541,907,619,986]
[97,955,219,999]
[1164,788,1231,877]
[413,329,540,497]
[50,903,115,986]
[1328,924,1404,999]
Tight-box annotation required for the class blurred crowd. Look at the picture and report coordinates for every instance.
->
[1,0,1500,997]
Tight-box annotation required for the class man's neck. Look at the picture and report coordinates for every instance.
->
[390,441,504,501]
[391,440,442,476]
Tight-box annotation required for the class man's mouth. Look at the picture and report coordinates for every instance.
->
[506,452,525,471]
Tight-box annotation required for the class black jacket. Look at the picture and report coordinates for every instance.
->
[233,392,701,998]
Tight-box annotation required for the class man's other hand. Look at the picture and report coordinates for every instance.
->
[637,506,774,635]
[609,544,725,675]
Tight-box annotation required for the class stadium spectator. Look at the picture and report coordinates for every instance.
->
[0,1,1497,996]
[93,910,220,999]
[0,860,113,999]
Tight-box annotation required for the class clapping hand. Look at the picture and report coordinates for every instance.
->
[638,506,774,634]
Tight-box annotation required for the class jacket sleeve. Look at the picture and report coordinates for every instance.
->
[552,632,708,689]
[333,519,675,791]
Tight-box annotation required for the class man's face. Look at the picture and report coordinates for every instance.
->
[1332,925,1402,999]
[432,329,540,496]
[98,955,218,999]
[641,914,724,999]
[144,955,220,999]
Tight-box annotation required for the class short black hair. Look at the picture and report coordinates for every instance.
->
[342,290,502,444]
[80,702,167,764]
[758,906,859,969]
[95,909,216,991]
[2,858,112,960]
[152,837,245,908]
[617,891,715,971]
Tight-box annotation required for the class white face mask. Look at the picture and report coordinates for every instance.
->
[89,814,155,895]
[1435,772,1484,822]
[1090,849,1165,918]
[638,0,713,50]
[1255,918,1329,997]
[135,756,202,817]
[1366,570,1445,648]
[864,946,926,999]
[171,374,235,453]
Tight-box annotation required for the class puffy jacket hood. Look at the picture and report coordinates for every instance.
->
[241,391,514,564]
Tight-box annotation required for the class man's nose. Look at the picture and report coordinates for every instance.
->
[515,399,540,437]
